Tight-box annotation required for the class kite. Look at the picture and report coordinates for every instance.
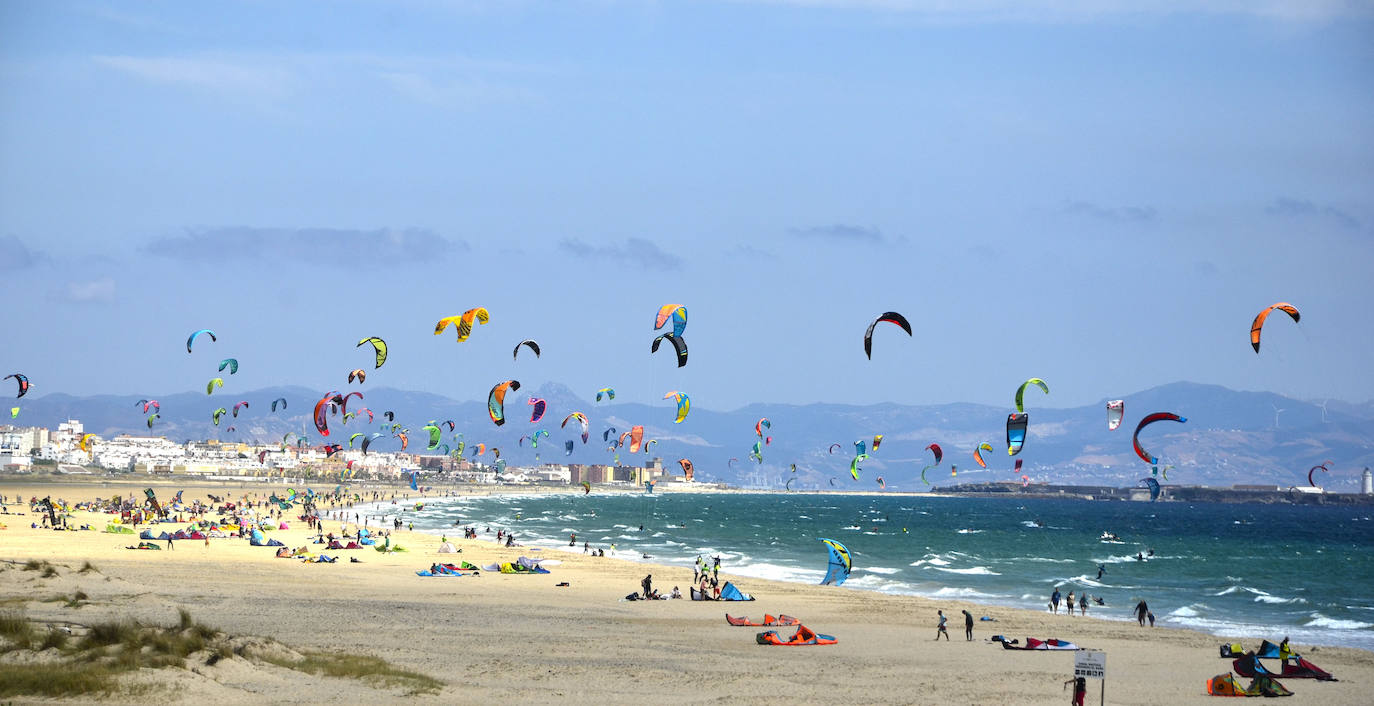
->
[314,392,341,437]
[136,399,160,414]
[488,380,521,426]
[565,440,575,455]
[664,390,690,423]
[528,397,547,423]
[357,336,388,368]
[1308,464,1329,488]
[876,476,885,490]
[1006,413,1028,456]
[623,425,644,453]
[651,333,688,368]
[9,407,16,419]
[435,307,490,342]
[1140,477,1161,502]
[206,378,224,395]
[581,481,591,495]
[678,458,695,481]
[1014,378,1049,413]
[850,453,868,480]
[596,387,615,402]
[561,412,590,443]
[146,414,159,429]
[828,443,841,454]
[423,424,442,450]
[654,304,688,338]
[785,477,795,492]
[872,434,883,452]
[186,329,216,353]
[348,369,366,384]
[3,374,29,399]
[218,359,238,375]
[1132,412,1187,465]
[212,408,227,426]
[348,432,365,449]
[863,311,912,359]
[232,401,249,418]
[819,538,851,587]
[1107,400,1124,431]
[1250,302,1300,353]
[920,443,943,484]
[271,398,287,413]
[80,433,95,453]
[973,442,994,469]
[513,339,541,360]
[756,418,771,437]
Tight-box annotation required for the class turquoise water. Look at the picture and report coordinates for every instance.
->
[397,492,1374,650]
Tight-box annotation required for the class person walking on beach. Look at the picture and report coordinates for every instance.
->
[1134,599,1149,626]
[1147,611,1155,627]
[962,609,974,641]
[1079,592,1088,616]
[641,573,653,600]
[1050,587,1062,614]
[935,610,949,641]
[1066,591,1075,616]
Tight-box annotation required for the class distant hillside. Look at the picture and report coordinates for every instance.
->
[10,381,1373,492]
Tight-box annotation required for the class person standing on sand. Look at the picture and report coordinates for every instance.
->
[1066,591,1075,616]
[962,609,974,641]
[1134,600,1148,626]
[1050,587,1061,614]
[641,573,653,599]
[1147,611,1155,627]
[1079,593,1088,616]
[935,610,949,641]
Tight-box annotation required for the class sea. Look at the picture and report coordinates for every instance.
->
[382,491,1374,651]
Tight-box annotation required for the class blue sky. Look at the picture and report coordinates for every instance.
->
[1,0,1371,412]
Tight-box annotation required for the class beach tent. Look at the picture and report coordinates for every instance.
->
[1245,676,1293,697]
[1206,672,1248,696]
[1281,657,1337,681]
[719,582,754,601]
[438,542,458,553]
[1232,655,1278,678]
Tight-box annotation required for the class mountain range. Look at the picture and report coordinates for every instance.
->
[12,381,1374,492]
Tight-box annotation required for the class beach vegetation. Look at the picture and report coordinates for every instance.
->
[41,565,59,578]
[22,559,43,571]
[253,649,443,696]
[0,608,442,699]
[0,610,34,650]
[78,561,99,574]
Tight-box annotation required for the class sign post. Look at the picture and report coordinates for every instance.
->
[1074,650,1106,705]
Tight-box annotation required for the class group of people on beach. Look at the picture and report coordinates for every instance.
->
[1049,587,1102,616]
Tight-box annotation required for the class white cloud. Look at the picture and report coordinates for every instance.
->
[60,277,116,304]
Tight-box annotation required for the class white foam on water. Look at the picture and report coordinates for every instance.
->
[1169,605,1204,618]
[929,586,1004,600]
[935,566,1000,576]
[1304,614,1374,630]
[859,566,901,575]
[956,529,984,534]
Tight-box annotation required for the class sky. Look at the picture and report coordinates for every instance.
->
[1,0,1372,414]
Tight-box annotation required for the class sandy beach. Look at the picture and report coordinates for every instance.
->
[3,479,1371,704]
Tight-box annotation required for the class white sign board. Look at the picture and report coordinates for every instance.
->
[1074,650,1106,680]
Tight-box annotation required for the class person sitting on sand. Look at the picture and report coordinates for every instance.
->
[671,586,682,599]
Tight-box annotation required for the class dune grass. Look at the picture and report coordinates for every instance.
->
[0,609,443,698]
[254,650,443,696]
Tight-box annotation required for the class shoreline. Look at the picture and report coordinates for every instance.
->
[4,478,1374,704]
[366,488,1374,653]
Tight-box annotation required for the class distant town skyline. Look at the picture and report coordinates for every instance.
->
[2,1,1371,411]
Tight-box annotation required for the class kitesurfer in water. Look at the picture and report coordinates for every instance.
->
[1096,564,1105,580]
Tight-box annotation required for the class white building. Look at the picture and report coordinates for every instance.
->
[1362,468,1372,495]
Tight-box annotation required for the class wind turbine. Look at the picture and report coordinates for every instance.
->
[1318,399,1330,423]
[1271,402,1287,429]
